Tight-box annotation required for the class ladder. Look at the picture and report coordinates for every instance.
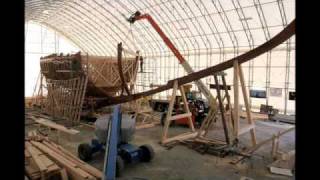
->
[161,80,197,144]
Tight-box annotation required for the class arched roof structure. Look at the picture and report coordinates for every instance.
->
[25,0,295,114]
[25,0,295,58]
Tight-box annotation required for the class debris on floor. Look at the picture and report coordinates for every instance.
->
[268,150,295,176]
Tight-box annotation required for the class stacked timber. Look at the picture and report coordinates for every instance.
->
[25,132,102,180]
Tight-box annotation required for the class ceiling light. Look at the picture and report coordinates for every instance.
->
[42,10,50,14]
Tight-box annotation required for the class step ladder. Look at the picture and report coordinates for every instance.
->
[161,80,197,144]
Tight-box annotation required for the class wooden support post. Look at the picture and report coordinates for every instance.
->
[233,60,239,137]
[60,168,69,180]
[221,74,235,142]
[162,80,178,142]
[179,85,195,132]
[238,64,257,146]
[213,74,230,144]
[271,131,281,159]
[161,80,197,144]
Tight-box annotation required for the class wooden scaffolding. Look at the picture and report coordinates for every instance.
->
[38,51,139,125]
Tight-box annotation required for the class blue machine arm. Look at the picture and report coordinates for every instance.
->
[103,105,121,180]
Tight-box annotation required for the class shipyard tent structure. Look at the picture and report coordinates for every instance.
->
[26,0,295,114]
[25,1,295,179]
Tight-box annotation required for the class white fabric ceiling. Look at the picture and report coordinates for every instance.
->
[25,0,295,57]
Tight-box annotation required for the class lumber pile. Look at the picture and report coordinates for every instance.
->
[25,132,102,180]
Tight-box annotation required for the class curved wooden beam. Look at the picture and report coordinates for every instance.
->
[97,19,295,107]
[117,43,131,95]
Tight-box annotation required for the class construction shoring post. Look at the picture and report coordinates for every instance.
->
[179,85,195,132]
[162,80,178,142]
[213,74,230,144]
[233,60,239,137]
[238,64,257,146]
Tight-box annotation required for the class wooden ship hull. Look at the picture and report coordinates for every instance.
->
[39,52,139,125]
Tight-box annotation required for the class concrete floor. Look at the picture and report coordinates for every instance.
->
[26,117,295,180]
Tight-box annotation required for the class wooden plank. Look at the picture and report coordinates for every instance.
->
[25,142,48,172]
[25,143,60,180]
[169,113,192,121]
[30,141,96,180]
[213,74,230,144]
[209,84,231,90]
[26,140,60,164]
[162,132,198,144]
[43,140,103,179]
[35,118,79,135]
[136,123,155,130]
[25,149,41,179]
[179,86,195,132]
[269,151,295,177]
[240,111,268,120]
[269,166,293,176]
[25,164,41,179]
[238,64,257,145]
[271,131,283,159]
[60,168,69,180]
[162,80,178,142]
[233,60,239,137]
[193,137,227,145]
